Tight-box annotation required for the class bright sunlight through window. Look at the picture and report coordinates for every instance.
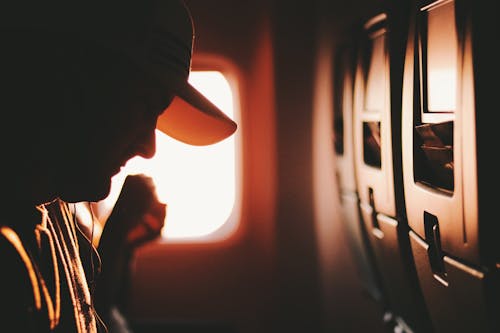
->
[96,71,237,240]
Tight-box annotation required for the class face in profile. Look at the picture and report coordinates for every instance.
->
[54,50,174,203]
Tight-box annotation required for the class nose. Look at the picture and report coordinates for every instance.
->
[135,129,157,159]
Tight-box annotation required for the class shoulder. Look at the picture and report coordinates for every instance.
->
[0,226,38,299]
[0,226,33,276]
[0,226,41,331]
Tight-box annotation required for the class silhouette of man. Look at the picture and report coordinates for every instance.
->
[0,1,236,332]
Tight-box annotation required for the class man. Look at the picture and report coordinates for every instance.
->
[0,1,237,332]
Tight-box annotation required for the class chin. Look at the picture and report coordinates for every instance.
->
[59,179,112,203]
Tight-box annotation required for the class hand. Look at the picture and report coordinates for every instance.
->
[106,173,166,249]
[93,174,166,316]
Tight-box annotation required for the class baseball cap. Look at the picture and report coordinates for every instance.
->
[2,0,237,146]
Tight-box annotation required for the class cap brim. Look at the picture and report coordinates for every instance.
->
[156,81,237,146]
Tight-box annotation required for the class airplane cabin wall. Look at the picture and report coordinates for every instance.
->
[128,1,281,332]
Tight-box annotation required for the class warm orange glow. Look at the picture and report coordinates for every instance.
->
[96,71,237,240]
[365,33,386,112]
[426,0,457,112]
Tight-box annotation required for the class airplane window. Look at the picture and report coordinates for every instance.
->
[94,71,238,241]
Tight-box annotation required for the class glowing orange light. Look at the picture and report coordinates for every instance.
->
[426,0,457,112]
[365,33,386,112]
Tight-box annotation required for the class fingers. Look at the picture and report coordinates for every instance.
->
[123,174,156,194]
[125,212,166,247]
[114,173,165,217]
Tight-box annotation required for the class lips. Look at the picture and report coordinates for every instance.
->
[110,162,125,177]
[111,166,122,176]
[110,153,135,178]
